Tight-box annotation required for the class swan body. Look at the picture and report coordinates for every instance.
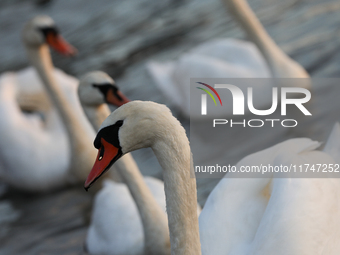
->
[147,38,271,116]
[0,64,85,191]
[0,69,69,190]
[199,137,340,255]
[84,101,340,255]
[87,178,168,255]
[147,0,309,117]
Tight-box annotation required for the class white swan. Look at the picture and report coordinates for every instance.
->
[223,0,309,78]
[0,15,85,191]
[78,71,171,255]
[84,101,340,255]
[146,0,309,117]
[0,70,70,191]
[199,137,340,255]
[22,15,98,183]
[79,72,201,254]
[85,101,201,255]
[86,178,168,255]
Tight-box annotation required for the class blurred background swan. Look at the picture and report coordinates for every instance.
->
[0,15,83,191]
[0,68,75,191]
[146,0,310,117]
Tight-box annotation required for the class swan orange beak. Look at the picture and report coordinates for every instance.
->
[46,33,77,56]
[84,138,122,190]
[106,89,130,107]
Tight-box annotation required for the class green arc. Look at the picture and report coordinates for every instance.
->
[196,87,217,105]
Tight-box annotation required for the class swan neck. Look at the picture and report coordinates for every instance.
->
[224,0,288,71]
[26,45,95,178]
[81,103,111,131]
[152,131,201,255]
[27,45,81,136]
[115,155,171,254]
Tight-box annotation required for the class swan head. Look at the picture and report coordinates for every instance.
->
[84,101,175,190]
[22,15,76,56]
[78,71,129,107]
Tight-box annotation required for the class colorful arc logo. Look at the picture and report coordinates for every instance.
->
[196,82,223,106]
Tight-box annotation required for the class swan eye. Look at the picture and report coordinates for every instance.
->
[98,145,105,161]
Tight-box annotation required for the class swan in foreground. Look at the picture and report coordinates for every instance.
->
[84,101,340,255]
[0,15,84,191]
[78,71,170,255]
[22,15,98,184]
[147,0,309,117]
[199,135,340,255]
